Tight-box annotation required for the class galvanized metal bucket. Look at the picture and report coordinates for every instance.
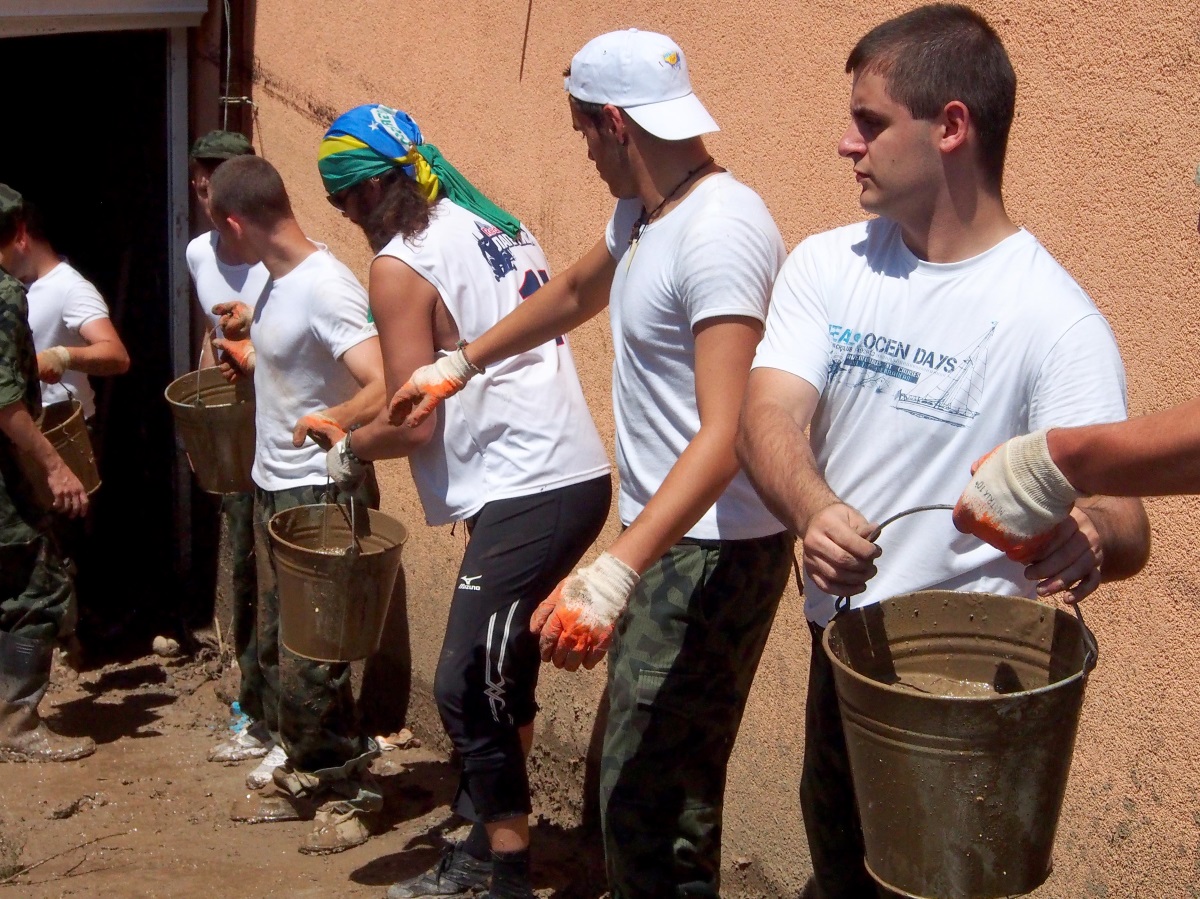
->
[17,399,101,510]
[823,589,1098,899]
[164,367,255,494]
[269,502,407,663]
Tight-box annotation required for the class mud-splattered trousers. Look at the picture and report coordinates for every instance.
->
[252,474,379,783]
[222,491,262,722]
[599,531,795,899]
[0,270,74,646]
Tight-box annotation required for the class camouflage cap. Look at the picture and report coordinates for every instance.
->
[189,130,254,161]
[0,183,24,235]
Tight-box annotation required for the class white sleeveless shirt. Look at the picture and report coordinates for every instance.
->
[378,200,610,525]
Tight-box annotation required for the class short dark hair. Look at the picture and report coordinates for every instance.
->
[209,155,294,227]
[846,3,1016,188]
[0,199,45,245]
[352,168,435,253]
[563,66,607,125]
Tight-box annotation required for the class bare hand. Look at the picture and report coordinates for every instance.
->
[802,502,881,597]
[47,459,88,518]
[1014,506,1102,604]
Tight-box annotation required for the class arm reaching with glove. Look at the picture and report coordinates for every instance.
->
[211,336,256,382]
[212,301,253,340]
[532,315,771,670]
[36,317,130,384]
[388,239,617,427]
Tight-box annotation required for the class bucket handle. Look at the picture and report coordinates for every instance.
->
[832,502,1100,673]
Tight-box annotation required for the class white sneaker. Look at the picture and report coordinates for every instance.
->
[209,719,272,763]
[246,744,288,790]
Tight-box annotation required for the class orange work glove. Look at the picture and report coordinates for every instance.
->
[212,301,253,340]
[388,347,481,427]
[37,346,71,383]
[953,430,1081,559]
[211,337,256,382]
[292,410,345,450]
[529,552,639,672]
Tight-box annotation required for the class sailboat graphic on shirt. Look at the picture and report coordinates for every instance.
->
[892,322,996,428]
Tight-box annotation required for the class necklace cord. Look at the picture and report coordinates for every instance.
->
[629,155,715,245]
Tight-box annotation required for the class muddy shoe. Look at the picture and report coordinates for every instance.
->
[0,703,95,763]
[387,843,492,898]
[229,790,317,824]
[209,719,272,763]
[245,743,288,789]
[298,804,373,855]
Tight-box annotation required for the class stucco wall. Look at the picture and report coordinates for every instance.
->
[247,2,1200,895]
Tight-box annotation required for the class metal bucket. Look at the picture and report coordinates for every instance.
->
[164,367,255,494]
[269,502,407,663]
[17,399,101,510]
[823,590,1098,899]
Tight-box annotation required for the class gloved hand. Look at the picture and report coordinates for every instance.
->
[953,430,1082,558]
[212,337,256,382]
[212,301,253,340]
[529,552,640,671]
[326,432,367,490]
[37,346,71,383]
[292,410,344,449]
[388,348,480,427]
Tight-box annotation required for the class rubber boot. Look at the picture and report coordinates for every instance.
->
[0,630,95,763]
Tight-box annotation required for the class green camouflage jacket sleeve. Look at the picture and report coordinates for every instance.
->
[0,269,40,418]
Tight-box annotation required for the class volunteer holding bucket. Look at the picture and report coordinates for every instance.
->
[313,105,611,899]
[207,155,388,856]
[735,6,1151,897]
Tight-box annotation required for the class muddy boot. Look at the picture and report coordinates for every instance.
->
[299,801,374,855]
[387,843,493,898]
[0,631,94,763]
[229,789,318,824]
[478,849,534,899]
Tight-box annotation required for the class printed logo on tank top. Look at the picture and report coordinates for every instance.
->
[474,221,534,281]
[824,321,997,429]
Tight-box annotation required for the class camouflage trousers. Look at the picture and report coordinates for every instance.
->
[0,465,74,644]
[253,475,378,774]
[600,531,795,899]
[221,491,263,722]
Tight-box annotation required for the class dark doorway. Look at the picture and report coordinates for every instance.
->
[0,29,202,657]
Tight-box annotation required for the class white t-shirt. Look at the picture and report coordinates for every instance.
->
[186,231,271,332]
[379,200,610,525]
[250,245,378,491]
[605,172,786,540]
[26,262,109,418]
[753,219,1129,625]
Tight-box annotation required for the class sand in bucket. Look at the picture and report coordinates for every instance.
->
[270,501,407,663]
[824,590,1097,899]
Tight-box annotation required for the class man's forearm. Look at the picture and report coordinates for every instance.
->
[1076,494,1150,582]
[326,381,386,431]
[346,404,431,462]
[55,341,130,376]
[736,399,839,535]
[0,401,59,473]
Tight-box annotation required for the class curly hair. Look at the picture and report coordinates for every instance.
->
[358,168,435,253]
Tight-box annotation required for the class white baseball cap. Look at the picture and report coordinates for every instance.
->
[564,29,720,141]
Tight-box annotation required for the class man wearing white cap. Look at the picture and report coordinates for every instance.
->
[390,28,792,898]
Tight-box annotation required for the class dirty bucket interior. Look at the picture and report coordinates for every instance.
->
[270,503,407,663]
[823,590,1096,899]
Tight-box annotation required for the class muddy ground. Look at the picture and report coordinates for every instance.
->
[0,650,609,898]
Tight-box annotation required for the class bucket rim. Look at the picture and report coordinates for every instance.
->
[164,367,252,408]
[267,502,408,558]
[821,590,1091,703]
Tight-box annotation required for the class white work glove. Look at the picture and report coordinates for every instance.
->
[953,429,1081,557]
[387,347,481,427]
[529,552,640,672]
[325,432,368,490]
[37,346,71,383]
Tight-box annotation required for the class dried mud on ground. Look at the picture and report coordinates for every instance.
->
[0,652,607,898]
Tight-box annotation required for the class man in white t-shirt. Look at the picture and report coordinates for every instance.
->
[0,203,129,421]
[207,155,387,856]
[185,131,273,766]
[735,6,1151,897]
[391,30,794,898]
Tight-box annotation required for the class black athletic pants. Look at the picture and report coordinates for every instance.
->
[437,475,611,824]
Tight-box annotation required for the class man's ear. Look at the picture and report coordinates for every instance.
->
[939,100,971,155]
[603,104,629,145]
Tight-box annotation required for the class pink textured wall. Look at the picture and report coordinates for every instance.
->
[248,1,1200,894]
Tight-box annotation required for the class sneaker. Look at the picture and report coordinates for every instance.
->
[209,719,272,763]
[386,843,492,898]
[245,744,287,790]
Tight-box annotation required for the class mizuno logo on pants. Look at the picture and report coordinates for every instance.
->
[458,575,483,591]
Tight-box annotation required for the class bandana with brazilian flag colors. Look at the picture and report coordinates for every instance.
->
[318,104,522,239]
